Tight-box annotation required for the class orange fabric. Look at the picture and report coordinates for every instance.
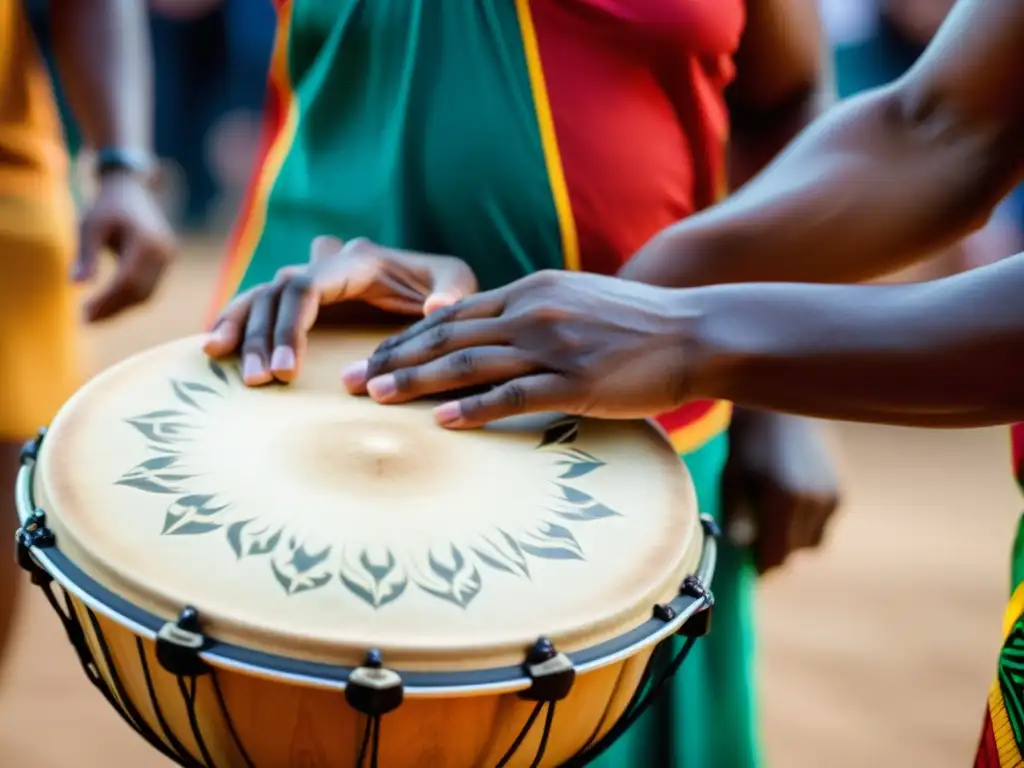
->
[0,4,80,440]
[0,2,68,200]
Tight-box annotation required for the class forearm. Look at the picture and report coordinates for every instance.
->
[690,252,1024,427]
[622,83,1023,288]
[49,0,153,151]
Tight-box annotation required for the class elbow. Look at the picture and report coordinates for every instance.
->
[888,80,1022,234]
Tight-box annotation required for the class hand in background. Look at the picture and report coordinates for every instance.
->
[73,171,177,322]
[722,408,841,576]
[204,236,477,386]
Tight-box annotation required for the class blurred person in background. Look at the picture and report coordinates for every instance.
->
[0,0,173,675]
[31,0,275,231]
[822,0,1023,282]
[205,3,840,766]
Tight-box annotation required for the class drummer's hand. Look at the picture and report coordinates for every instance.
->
[722,408,841,576]
[203,236,477,386]
[73,171,177,323]
[343,270,705,427]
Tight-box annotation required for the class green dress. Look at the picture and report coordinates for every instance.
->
[211,2,758,765]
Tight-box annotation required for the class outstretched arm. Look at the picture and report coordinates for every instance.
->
[622,0,1024,287]
[694,252,1024,427]
[345,251,1024,429]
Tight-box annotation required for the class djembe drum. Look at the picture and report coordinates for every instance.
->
[14,331,717,768]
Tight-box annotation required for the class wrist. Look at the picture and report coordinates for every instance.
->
[663,285,745,403]
[94,147,158,186]
[673,282,803,405]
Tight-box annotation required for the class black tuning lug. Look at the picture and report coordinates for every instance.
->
[19,428,47,466]
[156,606,210,677]
[699,513,721,540]
[15,509,55,584]
[346,649,404,717]
[679,575,715,638]
[519,636,576,703]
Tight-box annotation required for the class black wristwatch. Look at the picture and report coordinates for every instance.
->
[95,147,158,180]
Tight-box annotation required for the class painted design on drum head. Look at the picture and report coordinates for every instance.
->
[115,361,622,609]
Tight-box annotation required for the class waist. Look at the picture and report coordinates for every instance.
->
[654,400,732,456]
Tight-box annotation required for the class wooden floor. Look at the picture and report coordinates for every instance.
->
[0,240,1017,766]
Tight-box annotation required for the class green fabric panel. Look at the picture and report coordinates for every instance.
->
[239,1,564,295]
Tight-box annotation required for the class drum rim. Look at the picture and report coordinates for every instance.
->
[16,458,716,697]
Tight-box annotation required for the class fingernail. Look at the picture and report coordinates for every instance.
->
[341,360,369,389]
[243,353,265,382]
[424,292,459,315]
[203,325,228,348]
[367,375,396,400]
[270,346,296,372]
[433,401,463,426]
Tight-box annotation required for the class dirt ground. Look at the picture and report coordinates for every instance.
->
[0,239,1017,767]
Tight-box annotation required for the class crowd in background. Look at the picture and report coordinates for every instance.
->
[25,0,1024,270]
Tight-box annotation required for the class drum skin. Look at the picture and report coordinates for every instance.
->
[23,330,704,767]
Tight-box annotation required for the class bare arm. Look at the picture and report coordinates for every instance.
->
[621,0,1024,288]
[690,251,1024,427]
[49,0,153,155]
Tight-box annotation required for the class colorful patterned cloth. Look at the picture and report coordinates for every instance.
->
[976,426,1024,767]
[210,3,759,766]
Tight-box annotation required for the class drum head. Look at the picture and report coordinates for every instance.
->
[34,331,701,671]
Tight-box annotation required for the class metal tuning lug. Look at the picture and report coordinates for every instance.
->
[15,509,55,585]
[19,428,47,466]
[520,637,575,703]
[346,649,404,717]
[156,606,210,677]
[679,575,714,638]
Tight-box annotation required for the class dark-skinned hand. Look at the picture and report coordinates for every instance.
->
[723,408,841,576]
[73,171,176,322]
[203,235,478,386]
[341,269,705,427]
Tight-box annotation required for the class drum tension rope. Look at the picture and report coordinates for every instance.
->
[493,636,577,768]
[346,648,405,768]
[566,514,719,767]
[16,426,719,768]
[16,435,200,766]
[154,606,257,768]
[17,430,256,768]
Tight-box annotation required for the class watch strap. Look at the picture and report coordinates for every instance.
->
[95,147,157,178]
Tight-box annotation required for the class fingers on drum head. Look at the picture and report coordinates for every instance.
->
[368,346,539,403]
[367,317,511,380]
[442,373,575,428]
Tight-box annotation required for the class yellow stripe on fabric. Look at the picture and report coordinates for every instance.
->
[989,680,1024,768]
[211,0,300,314]
[667,402,734,455]
[513,0,580,273]
[1002,582,1024,640]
